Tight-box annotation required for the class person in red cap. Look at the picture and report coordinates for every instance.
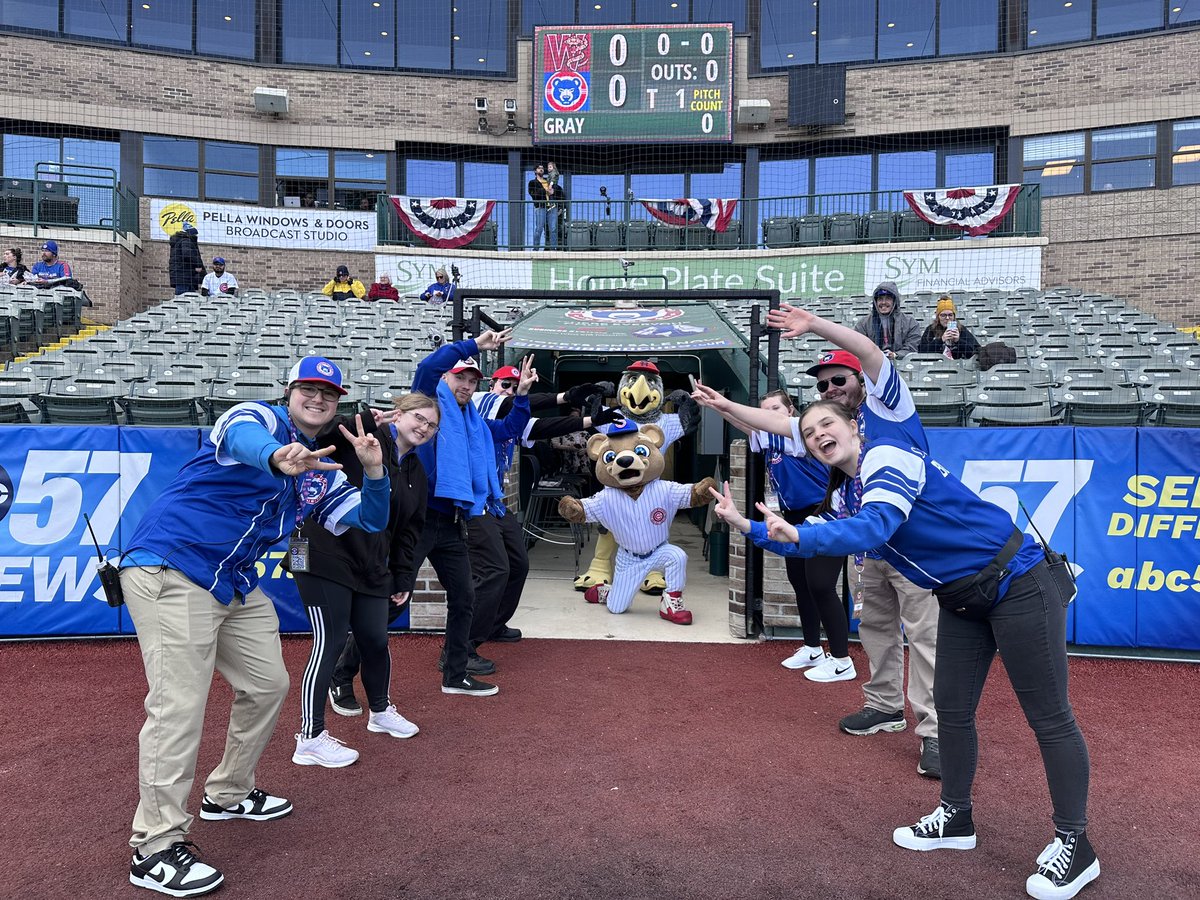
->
[469,366,624,645]
[693,305,942,781]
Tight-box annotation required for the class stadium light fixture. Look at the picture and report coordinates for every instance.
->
[505,98,517,132]
[475,98,489,112]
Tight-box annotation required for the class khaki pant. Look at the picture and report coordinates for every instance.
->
[123,566,290,855]
[856,556,938,739]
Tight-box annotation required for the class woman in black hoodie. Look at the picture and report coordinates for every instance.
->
[290,392,438,768]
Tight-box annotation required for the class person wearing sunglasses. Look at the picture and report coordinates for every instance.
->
[692,305,941,781]
[289,391,443,768]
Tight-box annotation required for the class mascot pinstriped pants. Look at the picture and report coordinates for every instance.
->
[604,544,687,613]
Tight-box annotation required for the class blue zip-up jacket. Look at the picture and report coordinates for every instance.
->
[411,338,530,517]
[122,402,391,604]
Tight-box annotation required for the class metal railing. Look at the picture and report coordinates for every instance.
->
[0,162,140,240]
[376,184,1040,253]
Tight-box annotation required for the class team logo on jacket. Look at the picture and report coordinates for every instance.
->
[650,507,667,525]
[769,451,783,465]
[302,473,330,505]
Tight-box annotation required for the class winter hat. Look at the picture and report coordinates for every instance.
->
[936,296,956,316]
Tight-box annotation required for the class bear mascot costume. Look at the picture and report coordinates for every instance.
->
[572,360,700,594]
[559,420,715,625]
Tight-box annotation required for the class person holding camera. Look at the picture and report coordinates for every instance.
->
[709,398,1096,900]
[918,296,979,360]
[322,264,366,301]
[119,357,392,898]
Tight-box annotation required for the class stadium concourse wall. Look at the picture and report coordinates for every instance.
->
[2,423,1200,654]
[1,27,1199,321]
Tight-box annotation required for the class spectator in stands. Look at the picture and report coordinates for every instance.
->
[290,393,438,769]
[855,281,921,358]
[918,296,979,360]
[323,265,366,301]
[420,267,454,303]
[168,224,204,295]
[120,357,391,899]
[367,273,400,301]
[527,163,559,250]
[1,247,27,285]
[28,239,72,283]
[200,257,239,298]
[301,193,317,208]
[358,196,374,211]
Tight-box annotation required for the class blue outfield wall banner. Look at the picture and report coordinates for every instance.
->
[2,424,1199,650]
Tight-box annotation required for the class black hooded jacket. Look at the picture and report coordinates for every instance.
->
[853,280,922,356]
[168,231,203,289]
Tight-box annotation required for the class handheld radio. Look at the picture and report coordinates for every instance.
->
[84,513,125,608]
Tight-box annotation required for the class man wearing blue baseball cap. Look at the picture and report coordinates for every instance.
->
[200,256,239,297]
[168,221,204,295]
[121,356,390,898]
[27,239,72,283]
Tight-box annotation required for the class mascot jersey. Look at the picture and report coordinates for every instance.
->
[579,481,694,555]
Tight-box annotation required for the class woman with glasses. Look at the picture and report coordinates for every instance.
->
[918,296,980,360]
[290,391,441,769]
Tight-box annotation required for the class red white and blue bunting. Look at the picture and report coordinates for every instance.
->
[903,184,1021,237]
[639,198,738,232]
[389,196,496,249]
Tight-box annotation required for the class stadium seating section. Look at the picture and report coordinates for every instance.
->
[1,283,1197,427]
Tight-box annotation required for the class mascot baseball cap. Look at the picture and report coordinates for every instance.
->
[449,358,483,377]
[625,360,660,375]
[288,356,348,395]
[806,350,863,378]
[490,365,521,380]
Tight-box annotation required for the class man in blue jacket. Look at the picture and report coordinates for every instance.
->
[121,356,391,898]
[403,328,529,694]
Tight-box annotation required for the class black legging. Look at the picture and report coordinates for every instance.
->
[294,573,391,739]
[783,506,850,658]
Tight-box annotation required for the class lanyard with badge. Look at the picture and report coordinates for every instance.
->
[285,417,321,573]
[839,438,868,618]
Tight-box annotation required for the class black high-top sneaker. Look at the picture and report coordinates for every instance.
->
[892,801,977,851]
[1025,829,1099,900]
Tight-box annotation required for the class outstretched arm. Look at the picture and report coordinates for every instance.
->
[766,305,886,383]
[690,381,792,437]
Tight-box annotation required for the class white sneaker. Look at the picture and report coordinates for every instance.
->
[292,730,359,768]
[366,704,420,739]
[781,645,826,669]
[804,654,858,683]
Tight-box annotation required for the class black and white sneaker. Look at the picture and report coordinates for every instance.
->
[329,684,363,717]
[1025,829,1099,900]
[893,802,977,851]
[199,787,293,822]
[130,841,223,897]
[839,706,907,735]
[441,675,499,696]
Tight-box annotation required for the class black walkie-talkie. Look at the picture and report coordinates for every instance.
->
[84,513,125,608]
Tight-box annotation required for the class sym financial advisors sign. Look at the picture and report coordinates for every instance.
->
[150,199,377,251]
[864,246,1042,294]
[374,254,532,297]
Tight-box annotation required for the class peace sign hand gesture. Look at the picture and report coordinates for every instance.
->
[271,442,343,477]
[755,502,800,544]
[708,481,751,534]
[339,414,385,479]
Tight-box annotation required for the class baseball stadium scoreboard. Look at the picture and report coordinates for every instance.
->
[534,23,734,144]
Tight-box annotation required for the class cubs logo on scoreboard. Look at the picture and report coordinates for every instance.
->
[543,33,592,115]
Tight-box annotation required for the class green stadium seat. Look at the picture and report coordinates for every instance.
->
[566,220,593,250]
[864,211,896,243]
[827,213,861,244]
[1146,383,1200,426]
[762,217,795,248]
[909,384,967,426]
[35,377,122,425]
[121,379,204,427]
[624,221,652,250]
[1053,384,1143,426]
[594,220,624,249]
[796,215,825,246]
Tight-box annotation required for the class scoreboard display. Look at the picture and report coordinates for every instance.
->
[533,23,733,144]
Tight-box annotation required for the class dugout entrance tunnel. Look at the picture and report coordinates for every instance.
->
[452,287,782,636]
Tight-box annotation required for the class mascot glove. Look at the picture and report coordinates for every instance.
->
[591,407,626,427]
[565,382,601,408]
